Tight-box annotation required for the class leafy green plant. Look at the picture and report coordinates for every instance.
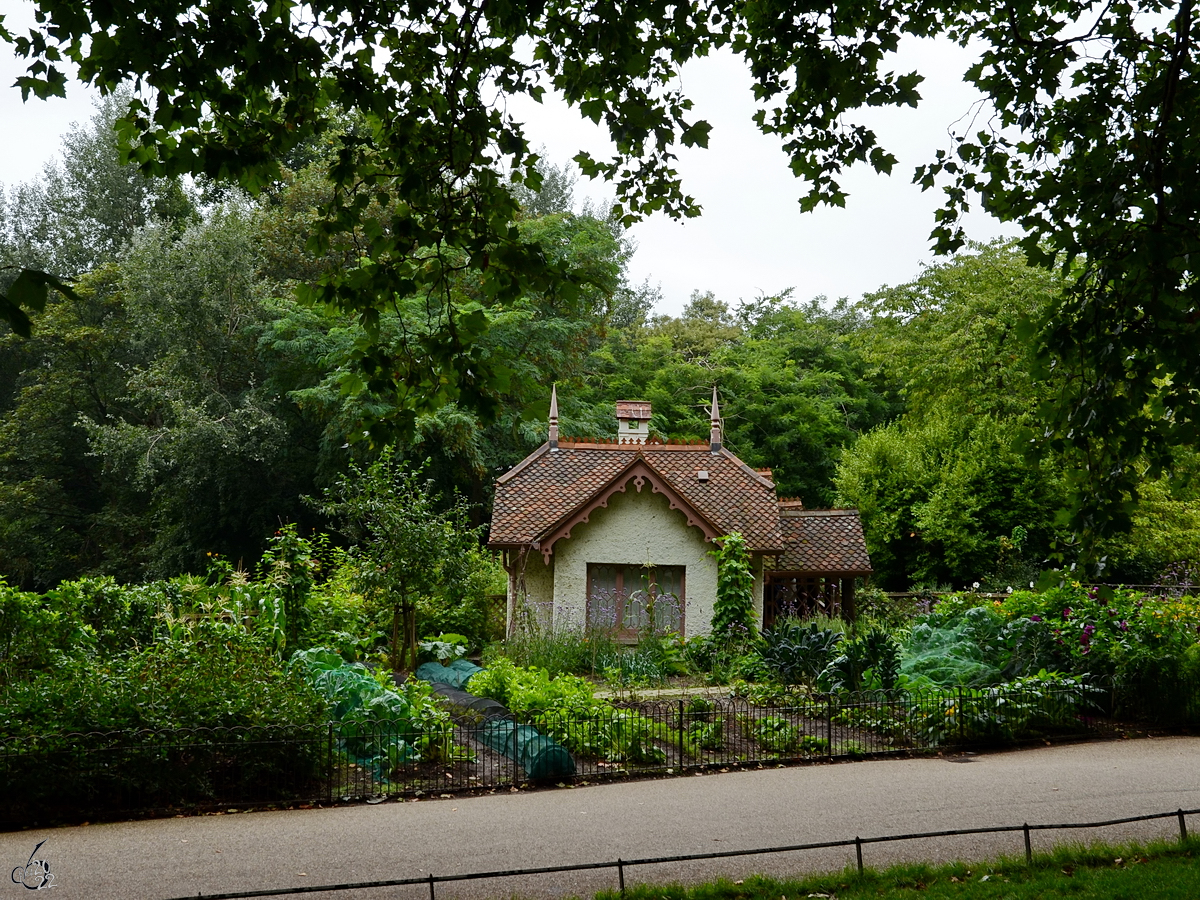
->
[760,619,843,686]
[906,672,1102,746]
[751,715,802,752]
[688,718,725,750]
[710,533,758,642]
[686,696,716,720]
[419,633,470,664]
[466,659,595,714]
[799,734,830,754]
[728,679,797,706]
[290,647,457,769]
[818,628,901,693]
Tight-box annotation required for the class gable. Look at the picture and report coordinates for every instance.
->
[535,457,721,563]
[488,441,783,555]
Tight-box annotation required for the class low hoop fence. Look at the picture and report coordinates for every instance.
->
[161,805,1200,899]
[2,678,1129,825]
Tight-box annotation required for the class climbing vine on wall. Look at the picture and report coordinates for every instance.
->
[711,533,757,643]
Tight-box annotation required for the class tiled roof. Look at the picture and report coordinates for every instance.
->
[772,509,873,574]
[488,440,783,552]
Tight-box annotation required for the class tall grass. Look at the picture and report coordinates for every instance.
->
[489,622,624,677]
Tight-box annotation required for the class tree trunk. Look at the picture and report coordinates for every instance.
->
[391,601,403,672]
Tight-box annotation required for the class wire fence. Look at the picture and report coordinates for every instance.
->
[2,680,1118,825]
[158,805,1200,899]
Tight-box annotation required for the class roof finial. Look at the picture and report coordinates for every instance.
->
[710,385,722,452]
[548,384,559,450]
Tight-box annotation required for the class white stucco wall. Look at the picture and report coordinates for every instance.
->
[549,484,720,639]
[508,483,768,640]
[509,549,556,633]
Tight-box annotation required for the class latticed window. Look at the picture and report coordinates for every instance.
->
[586,564,684,637]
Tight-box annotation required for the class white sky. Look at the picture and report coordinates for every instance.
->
[1,1,1019,315]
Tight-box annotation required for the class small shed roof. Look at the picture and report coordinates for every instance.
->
[771,508,873,574]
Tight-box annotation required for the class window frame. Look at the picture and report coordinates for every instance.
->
[586,563,686,639]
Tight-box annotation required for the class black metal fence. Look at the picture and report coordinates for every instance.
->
[1,724,333,826]
[2,680,1115,825]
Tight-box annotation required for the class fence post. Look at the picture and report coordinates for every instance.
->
[326,722,334,806]
[617,858,626,896]
[677,700,685,769]
[428,872,435,900]
[1023,823,1032,863]
[855,836,863,875]
[957,687,965,745]
[1179,809,1189,842]
[827,695,834,759]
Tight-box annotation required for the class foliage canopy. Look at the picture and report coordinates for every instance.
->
[4,0,1198,542]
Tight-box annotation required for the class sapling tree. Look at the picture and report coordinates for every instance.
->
[321,450,484,672]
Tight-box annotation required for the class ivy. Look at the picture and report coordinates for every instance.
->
[710,532,758,643]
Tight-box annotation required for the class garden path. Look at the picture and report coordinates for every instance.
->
[3,736,1199,900]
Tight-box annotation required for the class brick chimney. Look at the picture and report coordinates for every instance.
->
[615,400,651,444]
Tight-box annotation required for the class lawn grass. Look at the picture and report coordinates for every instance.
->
[592,837,1200,900]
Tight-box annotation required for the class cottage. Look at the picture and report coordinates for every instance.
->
[487,389,872,639]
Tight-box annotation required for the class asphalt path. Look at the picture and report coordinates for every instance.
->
[4,736,1200,900]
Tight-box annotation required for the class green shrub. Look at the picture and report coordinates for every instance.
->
[818,628,901,693]
[760,619,843,686]
[4,625,326,736]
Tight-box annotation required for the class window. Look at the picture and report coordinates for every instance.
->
[587,564,684,637]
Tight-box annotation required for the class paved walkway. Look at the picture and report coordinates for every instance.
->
[3,736,1199,900]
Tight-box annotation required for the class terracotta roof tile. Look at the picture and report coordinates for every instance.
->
[772,509,873,574]
[488,442,782,552]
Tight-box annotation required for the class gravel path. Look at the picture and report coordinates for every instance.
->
[3,736,1198,900]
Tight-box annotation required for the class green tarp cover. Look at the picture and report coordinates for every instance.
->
[416,659,483,689]
[476,719,576,779]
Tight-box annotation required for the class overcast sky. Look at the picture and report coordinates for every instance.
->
[1,2,1019,315]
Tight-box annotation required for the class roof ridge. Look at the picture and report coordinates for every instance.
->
[495,442,550,485]
[717,446,776,489]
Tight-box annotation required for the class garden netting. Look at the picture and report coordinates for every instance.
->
[901,607,1006,687]
[427,682,577,778]
[475,719,576,779]
[416,659,482,689]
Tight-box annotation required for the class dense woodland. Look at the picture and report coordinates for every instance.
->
[1,97,1199,595]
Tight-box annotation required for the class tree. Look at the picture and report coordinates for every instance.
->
[578,293,891,505]
[835,413,1066,589]
[857,241,1065,424]
[5,0,1198,544]
[321,451,485,671]
[1,90,193,337]
[3,90,193,277]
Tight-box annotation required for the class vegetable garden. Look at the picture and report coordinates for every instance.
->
[3,537,1199,825]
